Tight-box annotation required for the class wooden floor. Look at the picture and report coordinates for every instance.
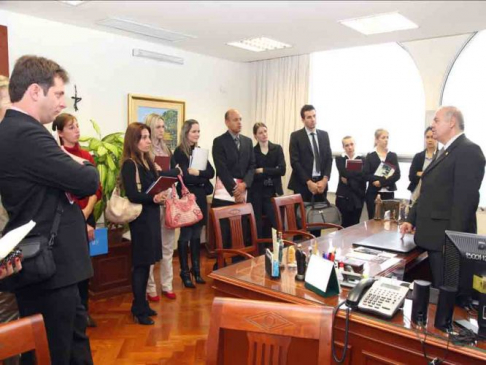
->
[87,252,216,365]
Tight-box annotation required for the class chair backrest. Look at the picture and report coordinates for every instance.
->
[272,194,307,232]
[206,297,333,365]
[0,314,50,364]
[210,203,259,266]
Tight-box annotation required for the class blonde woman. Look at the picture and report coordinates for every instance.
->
[144,113,180,301]
[173,120,214,287]
[363,129,401,219]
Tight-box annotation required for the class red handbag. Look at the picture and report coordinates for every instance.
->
[165,175,203,229]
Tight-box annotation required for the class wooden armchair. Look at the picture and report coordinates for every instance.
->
[0,314,50,364]
[272,194,343,240]
[206,297,333,365]
[210,203,294,269]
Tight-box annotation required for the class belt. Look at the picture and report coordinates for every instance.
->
[311,176,322,182]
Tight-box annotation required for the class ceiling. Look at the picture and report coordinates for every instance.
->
[2,1,486,62]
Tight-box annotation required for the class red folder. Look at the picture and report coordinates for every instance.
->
[145,176,178,196]
[346,159,363,172]
[154,156,170,171]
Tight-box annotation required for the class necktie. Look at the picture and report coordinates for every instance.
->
[310,132,321,175]
[234,136,240,150]
[436,147,445,159]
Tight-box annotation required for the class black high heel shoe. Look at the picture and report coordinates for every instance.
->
[190,268,206,284]
[146,308,157,317]
[133,315,154,325]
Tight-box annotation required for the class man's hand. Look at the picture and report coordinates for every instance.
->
[188,168,200,176]
[0,258,22,280]
[400,222,414,238]
[316,178,328,194]
[307,180,318,195]
[373,180,382,188]
[341,177,348,185]
[233,182,247,203]
[87,224,95,242]
[255,168,264,174]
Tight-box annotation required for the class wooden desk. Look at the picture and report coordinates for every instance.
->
[209,220,486,364]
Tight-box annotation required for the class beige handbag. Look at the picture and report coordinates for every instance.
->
[105,161,143,224]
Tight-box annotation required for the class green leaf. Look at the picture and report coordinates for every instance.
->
[97,145,107,156]
[97,164,107,188]
[103,142,120,158]
[102,132,124,143]
[89,138,102,152]
[93,200,104,223]
[79,136,92,143]
[106,153,116,171]
[90,119,102,139]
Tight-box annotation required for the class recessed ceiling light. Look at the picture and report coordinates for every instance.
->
[97,17,196,42]
[227,37,292,53]
[339,12,418,35]
[58,0,87,6]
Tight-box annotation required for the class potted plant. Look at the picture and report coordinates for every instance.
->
[79,120,124,238]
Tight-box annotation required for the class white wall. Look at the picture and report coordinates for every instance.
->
[0,9,251,152]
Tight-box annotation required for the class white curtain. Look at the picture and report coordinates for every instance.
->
[249,54,310,193]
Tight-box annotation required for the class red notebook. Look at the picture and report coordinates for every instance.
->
[154,156,170,171]
[346,159,363,172]
[145,176,178,196]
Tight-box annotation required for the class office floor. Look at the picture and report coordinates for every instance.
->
[87,254,215,365]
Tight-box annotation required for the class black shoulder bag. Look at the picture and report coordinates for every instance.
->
[0,199,63,292]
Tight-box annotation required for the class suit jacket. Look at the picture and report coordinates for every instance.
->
[251,141,286,199]
[363,151,401,194]
[212,131,255,196]
[407,134,485,251]
[0,110,99,291]
[288,128,332,199]
[408,150,426,192]
[335,155,366,211]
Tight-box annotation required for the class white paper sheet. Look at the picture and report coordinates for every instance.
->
[0,220,36,260]
[190,148,209,170]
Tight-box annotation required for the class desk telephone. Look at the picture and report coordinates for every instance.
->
[346,277,410,319]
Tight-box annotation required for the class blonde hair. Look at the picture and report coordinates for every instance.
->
[178,119,199,158]
[374,128,388,147]
[0,75,8,89]
[143,113,170,157]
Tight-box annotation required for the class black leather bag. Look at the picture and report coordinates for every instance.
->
[297,198,342,231]
[0,200,63,292]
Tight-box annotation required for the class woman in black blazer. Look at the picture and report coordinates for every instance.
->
[363,129,401,219]
[173,119,215,288]
[249,123,286,242]
[121,123,167,325]
[408,127,437,202]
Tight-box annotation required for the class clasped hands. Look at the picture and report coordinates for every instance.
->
[233,182,247,203]
[307,178,327,195]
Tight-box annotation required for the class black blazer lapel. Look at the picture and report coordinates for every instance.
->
[424,134,465,176]
[300,128,314,156]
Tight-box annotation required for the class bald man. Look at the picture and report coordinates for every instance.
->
[212,109,255,249]
[401,106,485,288]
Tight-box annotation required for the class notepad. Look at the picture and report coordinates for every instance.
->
[145,176,178,196]
[190,148,209,170]
[154,156,170,171]
[346,159,363,171]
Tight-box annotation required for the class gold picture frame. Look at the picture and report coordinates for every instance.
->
[128,94,185,151]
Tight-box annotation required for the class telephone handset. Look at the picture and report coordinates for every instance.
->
[346,277,410,319]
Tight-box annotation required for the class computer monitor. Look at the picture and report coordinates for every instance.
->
[443,230,486,308]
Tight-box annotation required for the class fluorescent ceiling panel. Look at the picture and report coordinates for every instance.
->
[227,37,292,52]
[97,17,195,42]
[339,12,418,35]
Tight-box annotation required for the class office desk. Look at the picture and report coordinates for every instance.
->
[209,220,486,364]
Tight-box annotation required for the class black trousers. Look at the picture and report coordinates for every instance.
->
[131,265,151,317]
[15,284,93,365]
[427,249,444,289]
[77,279,89,312]
[335,197,363,228]
[252,196,277,239]
[365,191,394,220]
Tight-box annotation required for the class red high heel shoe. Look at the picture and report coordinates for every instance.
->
[162,291,176,300]
[146,293,160,302]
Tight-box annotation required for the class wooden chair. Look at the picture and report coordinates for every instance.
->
[272,194,343,240]
[0,314,50,364]
[210,203,294,269]
[206,297,333,365]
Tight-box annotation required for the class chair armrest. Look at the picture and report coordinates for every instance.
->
[307,223,343,231]
[282,239,295,247]
[215,249,255,260]
[282,230,316,240]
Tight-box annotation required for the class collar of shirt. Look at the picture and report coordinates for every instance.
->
[443,132,464,151]
[341,153,360,159]
[228,130,240,140]
[374,148,389,161]
[10,106,29,115]
[305,127,317,136]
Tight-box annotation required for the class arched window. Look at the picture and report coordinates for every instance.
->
[442,31,486,206]
[310,43,425,197]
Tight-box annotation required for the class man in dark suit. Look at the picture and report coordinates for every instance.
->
[288,105,333,236]
[0,56,99,364]
[401,106,485,288]
[335,136,366,228]
[212,109,255,248]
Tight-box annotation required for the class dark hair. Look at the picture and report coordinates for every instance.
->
[253,122,267,135]
[9,55,69,103]
[122,122,156,174]
[300,104,315,119]
[52,113,77,145]
[424,126,433,135]
[178,119,199,158]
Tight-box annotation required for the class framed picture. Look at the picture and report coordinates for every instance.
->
[128,94,185,151]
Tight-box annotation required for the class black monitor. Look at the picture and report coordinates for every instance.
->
[443,230,486,308]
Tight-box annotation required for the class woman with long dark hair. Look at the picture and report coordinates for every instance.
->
[53,113,102,328]
[173,119,214,288]
[363,129,401,219]
[121,123,167,325]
